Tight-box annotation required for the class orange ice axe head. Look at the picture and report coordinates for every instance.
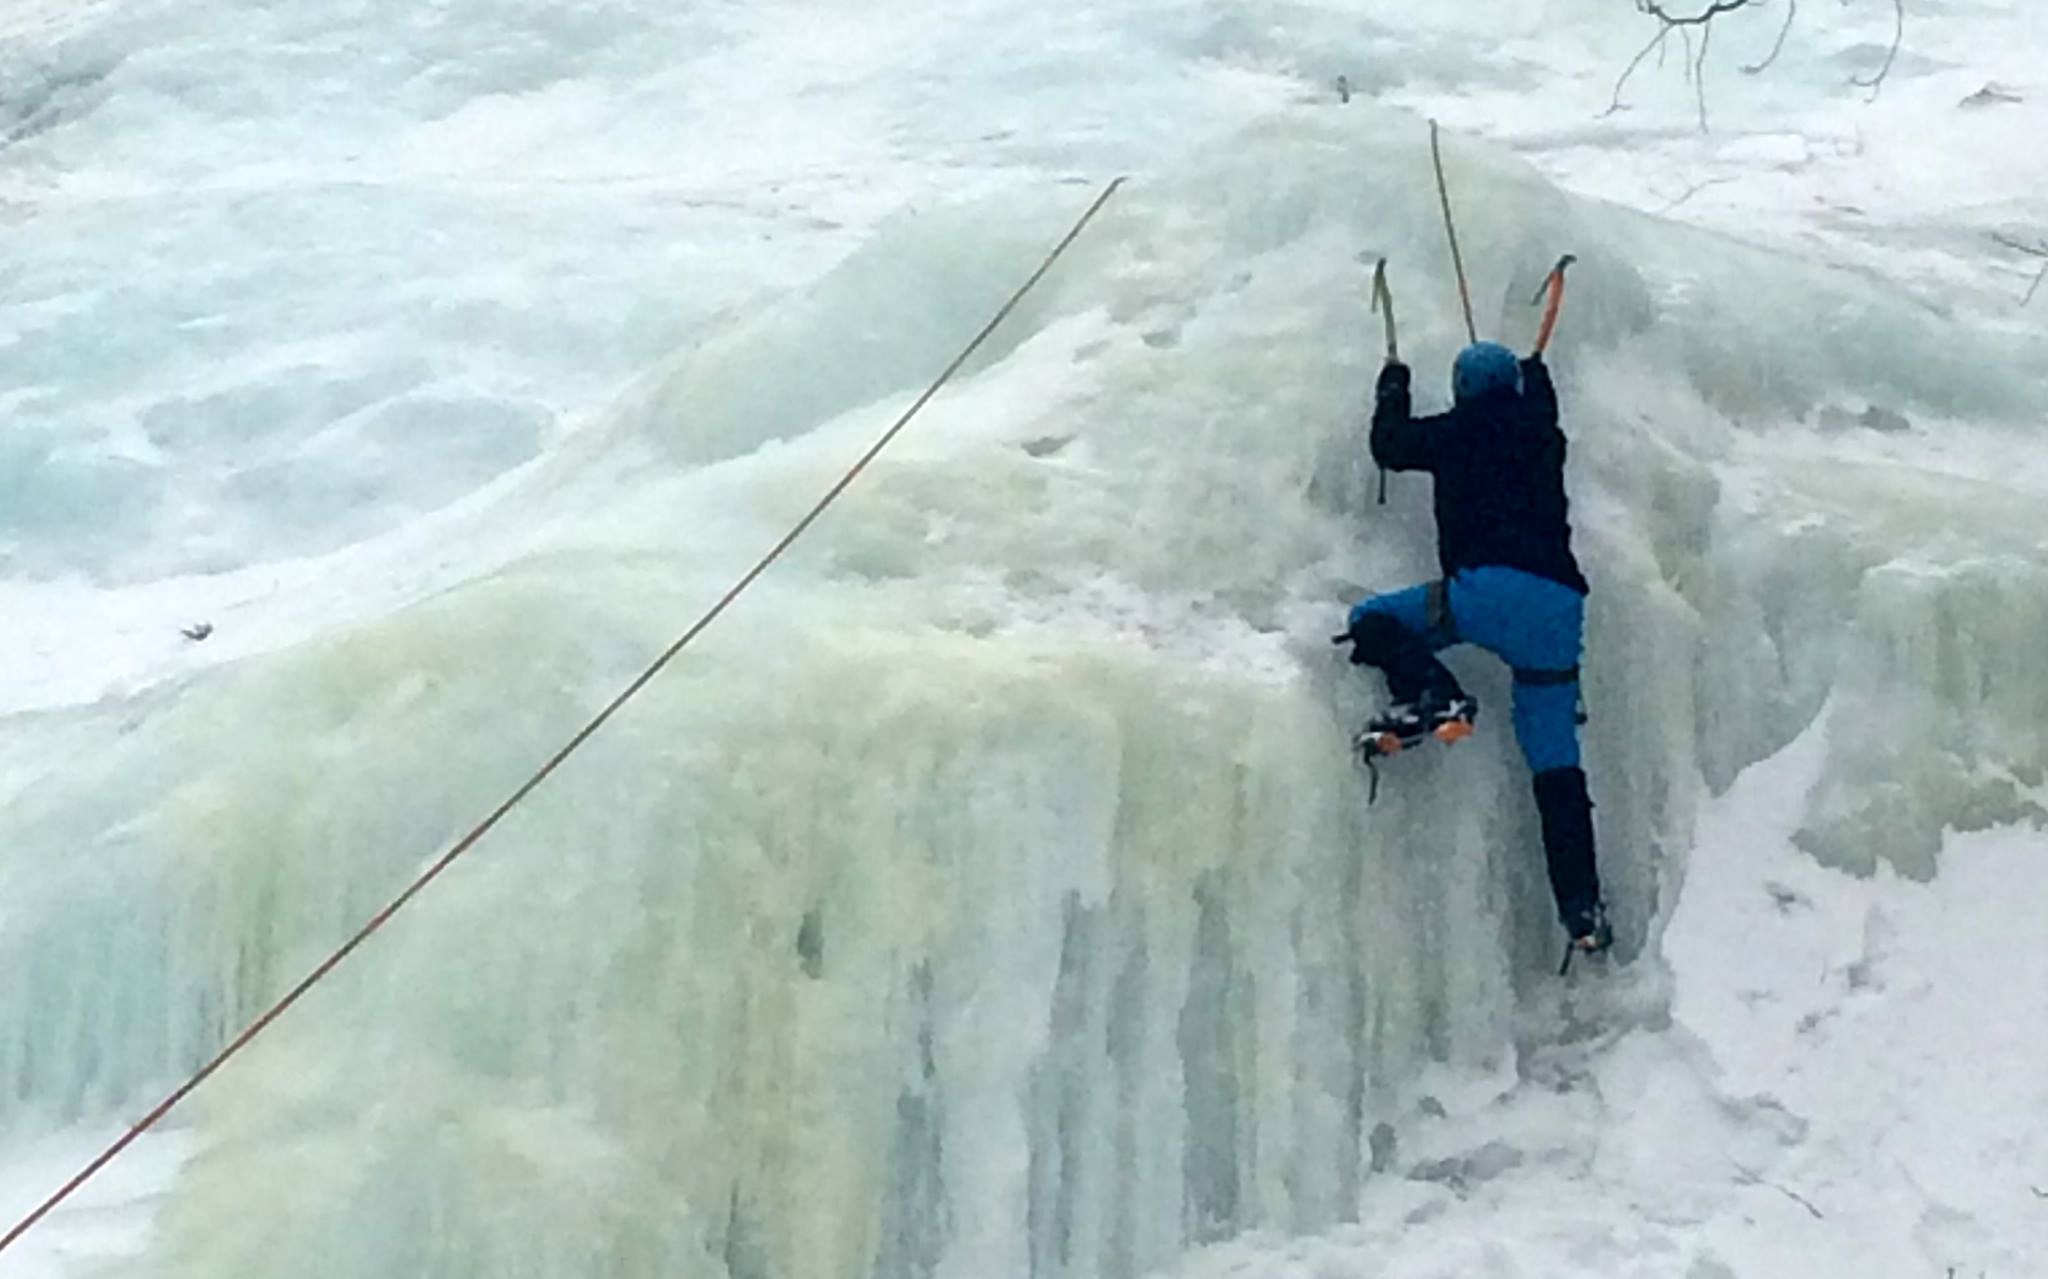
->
[1531,254,1577,356]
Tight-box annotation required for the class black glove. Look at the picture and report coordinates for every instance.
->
[1331,620,1372,665]
[1376,361,1411,399]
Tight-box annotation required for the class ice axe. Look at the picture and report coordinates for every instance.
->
[1530,254,1577,356]
[1364,254,1399,504]
[1369,255,1399,363]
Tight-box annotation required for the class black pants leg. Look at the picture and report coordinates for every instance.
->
[1532,766,1602,927]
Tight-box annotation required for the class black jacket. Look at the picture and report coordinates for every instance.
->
[1370,357,1589,595]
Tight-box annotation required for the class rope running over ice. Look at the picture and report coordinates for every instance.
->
[0,174,1128,1261]
[1428,120,1478,345]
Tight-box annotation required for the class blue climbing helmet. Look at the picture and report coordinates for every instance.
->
[1452,341,1523,403]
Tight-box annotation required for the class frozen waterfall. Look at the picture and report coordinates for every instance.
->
[3,104,2043,1279]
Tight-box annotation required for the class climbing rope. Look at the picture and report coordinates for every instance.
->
[1428,120,1478,345]
[0,174,1127,1261]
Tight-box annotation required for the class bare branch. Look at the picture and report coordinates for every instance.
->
[1742,0,1798,75]
[1988,232,2048,306]
[1637,0,1754,25]
[1605,25,1674,117]
[1692,19,1714,131]
[1732,1164,1825,1219]
[1774,1182,1825,1219]
[1614,0,1907,123]
[1611,0,1757,127]
[1991,231,2048,258]
[1851,0,1904,100]
[1659,174,1738,212]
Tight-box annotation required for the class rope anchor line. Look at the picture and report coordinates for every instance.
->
[1428,119,1477,345]
[1422,124,1576,357]
[0,174,1128,1262]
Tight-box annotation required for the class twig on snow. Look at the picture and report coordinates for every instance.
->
[1991,233,2048,305]
[1659,174,1738,211]
[1731,1163,1825,1219]
[1768,1180,1824,1219]
[1990,231,2048,259]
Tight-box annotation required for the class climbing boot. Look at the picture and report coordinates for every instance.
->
[1355,693,1479,760]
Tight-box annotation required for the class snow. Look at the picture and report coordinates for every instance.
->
[0,1127,189,1279]
[1168,718,2048,1278]
[0,2,2044,1278]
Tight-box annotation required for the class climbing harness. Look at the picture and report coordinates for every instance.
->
[0,176,1128,1262]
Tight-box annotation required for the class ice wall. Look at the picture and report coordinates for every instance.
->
[3,108,2045,1279]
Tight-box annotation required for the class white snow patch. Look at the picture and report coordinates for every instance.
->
[0,1127,190,1279]
[1166,718,2048,1278]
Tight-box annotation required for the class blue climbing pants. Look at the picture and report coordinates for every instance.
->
[1346,565,1585,774]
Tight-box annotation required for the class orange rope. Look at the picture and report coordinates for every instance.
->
[1429,121,1478,345]
[0,174,1126,1261]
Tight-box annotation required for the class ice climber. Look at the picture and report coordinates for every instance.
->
[1335,340,1612,957]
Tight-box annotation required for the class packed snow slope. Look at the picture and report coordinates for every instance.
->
[1,2,2046,1279]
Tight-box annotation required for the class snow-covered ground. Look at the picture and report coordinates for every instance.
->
[1172,717,2048,1278]
[1,2,2043,1277]
[0,1128,187,1279]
